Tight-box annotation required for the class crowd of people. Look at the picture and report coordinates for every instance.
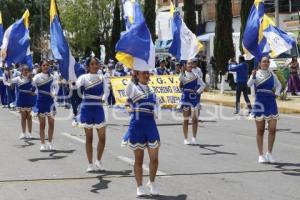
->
[0,53,297,197]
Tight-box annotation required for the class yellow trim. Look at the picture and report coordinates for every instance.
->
[170,1,175,17]
[22,10,30,29]
[259,15,276,42]
[0,12,2,25]
[254,0,262,8]
[197,40,204,51]
[116,52,134,69]
[50,0,58,23]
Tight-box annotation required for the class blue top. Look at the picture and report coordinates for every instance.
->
[228,62,249,84]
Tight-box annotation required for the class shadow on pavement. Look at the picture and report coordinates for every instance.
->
[90,170,132,193]
[139,194,188,200]
[28,150,76,162]
[271,162,300,176]
[90,176,111,193]
[189,144,237,156]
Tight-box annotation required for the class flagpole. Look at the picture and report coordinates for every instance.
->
[174,0,178,8]
[275,0,279,27]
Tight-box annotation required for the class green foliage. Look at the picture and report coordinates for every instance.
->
[214,0,235,74]
[239,0,254,54]
[183,0,196,34]
[58,0,113,60]
[144,0,156,41]
[1,0,50,62]
[110,0,122,60]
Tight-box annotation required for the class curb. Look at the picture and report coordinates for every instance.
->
[202,96,300,115]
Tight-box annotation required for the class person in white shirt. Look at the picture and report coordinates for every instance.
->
[76,57,109,173]
[247,56,282,164]
[32,60,59,151]
[180,59,206,145]
[9,65,35,139]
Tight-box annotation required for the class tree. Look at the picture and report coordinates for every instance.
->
[58,0,113,60]
[0,0,50,62]
[183,0,196,34]
[144,0,156,41]
[110,0,122,60]
[214,0,235,75]
[239,0,254,54]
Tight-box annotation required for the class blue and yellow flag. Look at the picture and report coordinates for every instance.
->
[243,0,295,59]
[115,0,155,71]
[1,9,32,68]
[50,0,78,81]
[169,2,203,61]
[0,12,4,48]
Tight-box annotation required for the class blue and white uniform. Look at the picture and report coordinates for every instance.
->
[179,71,206,111]
[10,76,35,111]
[248,69,281,121]
[124,81,160,150]
[32,73,58,117]
[76,73,109,129]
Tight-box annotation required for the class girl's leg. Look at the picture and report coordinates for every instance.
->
[192,108,199,138]
[147,147,159,183]
[47,116,55,143]
[134,149,144,187]
[256,120,266,155]
[96,127,106,161]
[182,108,191,140]
[267,119,277,153]
[38,116,46,144]
[20,111,27,134]
[85,128,93,164]
[27,111,32,134]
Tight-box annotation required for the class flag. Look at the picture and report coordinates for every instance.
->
[0,12,4,48]
[115,0,155,71]
[50,0,77,81]
[169,2,203,61]
[0,10,32,68]
[243,0,295,59]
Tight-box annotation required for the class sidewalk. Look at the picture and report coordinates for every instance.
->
[202,90,300,114]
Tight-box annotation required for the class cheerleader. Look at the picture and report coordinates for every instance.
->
[180,59,206,145]
[247,56,282,163]
[125,71,160,197]
[9,65,35,139]
[32,60,58,151]
[76,57,109,172]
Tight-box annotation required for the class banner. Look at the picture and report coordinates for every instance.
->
[110,75,182,107]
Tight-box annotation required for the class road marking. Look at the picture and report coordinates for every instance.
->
[61,132,170,177]
[117,155,169,177]
[9,110,40,124]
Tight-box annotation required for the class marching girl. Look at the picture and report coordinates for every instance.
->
[125,70,160,197]
[248,56,281,163]
[76,57,109,172]
[180,59,206,145]
[32,60,58,151]
[9,65,35,139]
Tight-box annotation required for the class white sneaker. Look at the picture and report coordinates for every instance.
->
[258,155,267,163]
[25,133,32,139]
[94,160,105,171]
[147,181,159,195]
[190,137,197,145]
[265,152,276,163]
[19,133,26,139]
[184,139,190,145]
[86,164,95,173]
[136,186,146,197]
[47,142,55,151]
[40,144,47,152]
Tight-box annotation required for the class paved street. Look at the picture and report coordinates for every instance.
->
[0,104,299,200]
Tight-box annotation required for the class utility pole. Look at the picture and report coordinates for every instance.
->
[174,0,178,8]
[289,0,292,13]
[40,0,44,60]
[275,0,279,27]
